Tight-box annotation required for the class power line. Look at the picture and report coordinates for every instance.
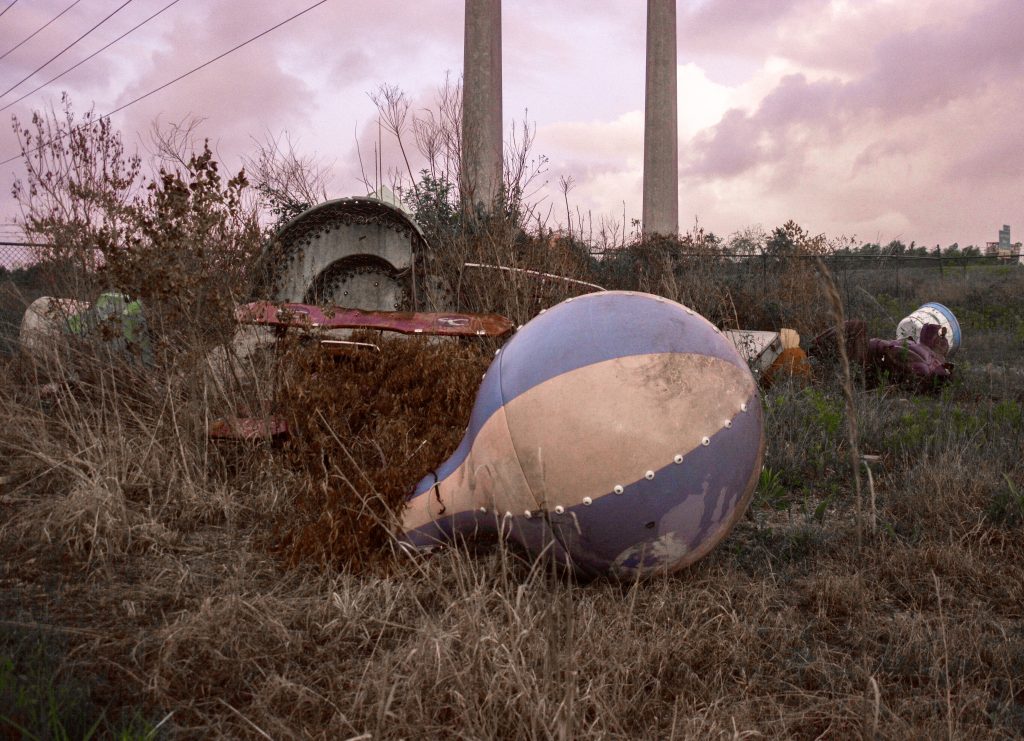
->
[0,0,184,114]
[0,0,85,63]
[0,0,135,99]
[0,0,333,167]
[0,1,18,21]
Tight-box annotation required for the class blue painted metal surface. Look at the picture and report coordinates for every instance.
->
[399,291,765,579]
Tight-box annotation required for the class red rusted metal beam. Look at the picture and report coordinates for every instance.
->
[235,302,514,338]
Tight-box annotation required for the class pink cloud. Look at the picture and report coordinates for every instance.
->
[0,0,1021,250]
[685,0,1024,179]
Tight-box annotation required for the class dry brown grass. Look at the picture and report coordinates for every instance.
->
[2,246,1023,739]
[272,331,490,570]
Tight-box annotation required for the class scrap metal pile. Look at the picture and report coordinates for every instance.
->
[16,192,964,578]
[724,302,960,392]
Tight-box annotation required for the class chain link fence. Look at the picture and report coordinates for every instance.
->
[1,242,58,356]
[2,239,1020,357]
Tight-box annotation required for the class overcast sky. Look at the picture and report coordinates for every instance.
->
[1,0,1021,248]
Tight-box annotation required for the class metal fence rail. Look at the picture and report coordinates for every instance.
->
[0,242,53,356]
[1,242,1020,356]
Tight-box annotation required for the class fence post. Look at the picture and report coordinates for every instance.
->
[938,254,944,279]
[761,252,768,300]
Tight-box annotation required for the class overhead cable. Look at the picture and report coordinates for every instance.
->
[0,0,136,99]
[0,0,332,167]
[0,0,184,114]
[0,0,85,62]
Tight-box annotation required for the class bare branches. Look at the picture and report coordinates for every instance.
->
[368,84,415,186]
[244,131,331,227]
[10,94,142,277]
[145,114,207,173]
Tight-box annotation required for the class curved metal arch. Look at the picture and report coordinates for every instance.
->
[274,196,428,252]
[258,195,431,308]
[303,253,409,308]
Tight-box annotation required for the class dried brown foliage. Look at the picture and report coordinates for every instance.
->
[3,102,1023,739]
[272,332,490,570]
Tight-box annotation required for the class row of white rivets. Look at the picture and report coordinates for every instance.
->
[495,426,754,513]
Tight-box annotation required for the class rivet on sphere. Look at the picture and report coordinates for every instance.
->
[495,348,501,356]
[505,511,512,518]
[583,496,593,506]
[540,309,546,314]
[479,507,487,513]
[399,291,765,580]
[524,510,532,518]
[724,420,733,428]
[645,470,655,480]
[741,403,748,412]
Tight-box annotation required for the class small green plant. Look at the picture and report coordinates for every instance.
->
[0,637,158,740]
[757,466,789,511]
[987,474,1024,526]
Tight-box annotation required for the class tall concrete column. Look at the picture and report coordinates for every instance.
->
[461,0,503,211]
[642,0,679,236]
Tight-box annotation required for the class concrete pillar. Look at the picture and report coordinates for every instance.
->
[461,0,503,211]
[642,0,679,236]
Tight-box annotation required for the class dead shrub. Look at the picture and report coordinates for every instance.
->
[272,331,491,570]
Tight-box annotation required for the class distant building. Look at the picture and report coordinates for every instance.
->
[985,224,1022,263]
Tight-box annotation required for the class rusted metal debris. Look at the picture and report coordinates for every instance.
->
[210,302,515,443]
[809,319,954,390]
[236,301,514,338]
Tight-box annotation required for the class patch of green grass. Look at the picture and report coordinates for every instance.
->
[0,629,160,740]
[987,475,1024,526]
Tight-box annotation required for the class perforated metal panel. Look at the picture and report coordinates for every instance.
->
[260,197,449,311]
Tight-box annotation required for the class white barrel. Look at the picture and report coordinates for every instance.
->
[19,296,89,358]
[896,302,961,357]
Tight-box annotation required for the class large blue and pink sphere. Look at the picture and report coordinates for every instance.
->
[400,291,764,579]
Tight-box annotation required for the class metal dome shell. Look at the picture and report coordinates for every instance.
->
[258,196,433,309]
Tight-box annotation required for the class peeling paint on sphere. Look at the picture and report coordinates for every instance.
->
[400,291,765,579]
